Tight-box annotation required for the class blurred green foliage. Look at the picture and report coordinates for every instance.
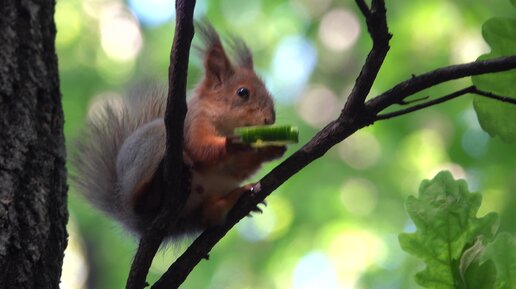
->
[473,6,516,142]
[57,0,516,288]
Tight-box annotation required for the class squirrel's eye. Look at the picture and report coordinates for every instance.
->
[236,87,250,100]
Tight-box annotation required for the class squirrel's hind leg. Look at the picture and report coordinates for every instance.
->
[199,184,256,226]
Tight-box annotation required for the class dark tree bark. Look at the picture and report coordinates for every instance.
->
[0,1,67,289]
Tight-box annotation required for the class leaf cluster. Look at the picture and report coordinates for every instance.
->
[400,171,516,289]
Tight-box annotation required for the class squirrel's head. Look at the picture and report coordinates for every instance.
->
[194,23,275,135]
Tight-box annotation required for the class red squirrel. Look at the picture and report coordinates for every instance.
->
[72,23,286,237]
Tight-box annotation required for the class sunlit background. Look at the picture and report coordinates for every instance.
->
[56,0,516,288]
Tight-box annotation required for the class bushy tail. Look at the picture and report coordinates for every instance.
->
[70,87,167,222]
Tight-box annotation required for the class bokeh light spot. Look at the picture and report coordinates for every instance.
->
[407,2,461,50]
[338,130,381,169]
[270,36,317,103]
[399,129,448,174]
[451,31,489,63]
[290,0,333,18]
[292,251,339,289]
[462,127,489,158]
[55,2,83,48]
[220,0,262,26]
[318,9,360,52]
[128,0,174,27]
[60,216,88,289]
[237,194,293,241]
[326,228,387,288]
[340,178,378,216]
[296,85,339,128]
[100,4,142,62]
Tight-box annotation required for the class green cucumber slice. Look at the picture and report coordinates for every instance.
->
[234,125,299,147]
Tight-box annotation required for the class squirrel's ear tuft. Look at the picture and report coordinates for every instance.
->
[196,22,234,87]
[229,36,253,69]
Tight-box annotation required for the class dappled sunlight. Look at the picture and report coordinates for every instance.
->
[398,129,449,176]
[128,0,174,26]
[400,1,462,54]
[237,194,294,242]
[270,36,317,103]
[99,3,142,62]
[55,2,84,47]
[292,251,340,289]
[451,30,490,63]
[289,0,333,18]
[318,9,361,52]
[296,85,339,128]
[292,224,389,289]
[462,127,490,157]
[338,130,381,170]
[340,178,379,216]
[60,217,88,289]
[95,50,136,83]
[220,0,262,26]
[479,188,508,216]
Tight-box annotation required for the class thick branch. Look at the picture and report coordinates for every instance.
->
[343,0,391,116]
[366,55,516,114]
[125,1,196,289]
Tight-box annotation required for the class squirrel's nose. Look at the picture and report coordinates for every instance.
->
[264,110,275,125]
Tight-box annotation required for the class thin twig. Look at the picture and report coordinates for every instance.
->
[125,1,196,289]
[398,95,430,105]
[366,55,516,114]
[472,87,516,104]
[355,0,371,17]
[376,85,516,120]
[376,86,475,120]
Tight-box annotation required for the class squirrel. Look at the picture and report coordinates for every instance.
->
[71,23,286,237]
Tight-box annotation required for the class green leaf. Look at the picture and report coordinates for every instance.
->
[460,237,497,289]
[472,16,516,143]
[399,171,499,289]
[462,259,497,289]
[484,232,516,289]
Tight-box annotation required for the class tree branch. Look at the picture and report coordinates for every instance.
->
[376,86,474,120]
[366,55,516,114]
[472,87,516,105]
[153,120,362,289]
[376,85,516,120]
[355,0,371,18]
[143,1,516,289]
[343,0,391,117]
[125,1,196,289]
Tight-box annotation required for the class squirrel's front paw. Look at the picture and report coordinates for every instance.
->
[258,145,286,161]
[225,136,253,153]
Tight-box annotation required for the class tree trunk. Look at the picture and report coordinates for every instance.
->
[0,1,68,289]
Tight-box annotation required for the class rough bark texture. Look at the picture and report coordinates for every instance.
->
[0,1,68,289]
